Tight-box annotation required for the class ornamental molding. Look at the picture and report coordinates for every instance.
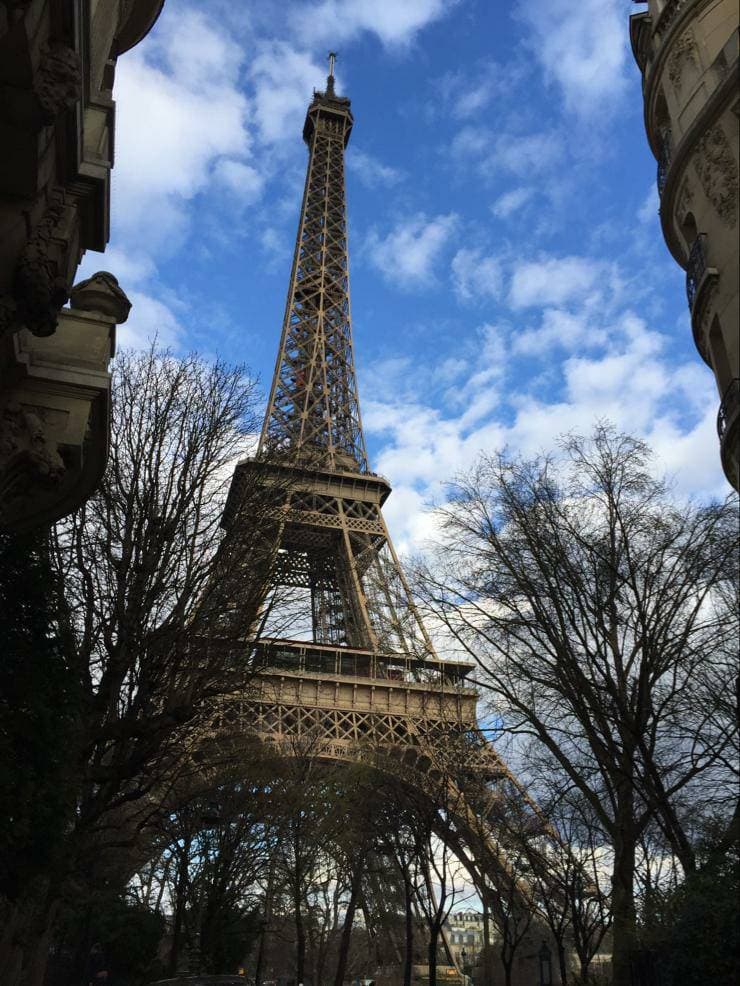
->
[658,62,739,267]
[675,177,694,223]
[34,42,82,125]
[643,0,715,153]
[693,123,739,228]
[667,32,697,95]
[0,401,66,521]
[13,187,77,338]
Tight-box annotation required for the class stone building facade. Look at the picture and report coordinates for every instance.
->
[630,0,739,490]
[444,910,485,971]
[0,0,164,530]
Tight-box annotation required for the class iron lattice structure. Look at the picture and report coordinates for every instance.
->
[260,69,366,473]
[226,67,434,656]
[219,66,567,966]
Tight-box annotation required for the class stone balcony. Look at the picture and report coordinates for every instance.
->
[0,272,129,531]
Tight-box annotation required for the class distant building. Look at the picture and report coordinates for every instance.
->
[629,0,739,490]
[444,910,485,969]
[0,1,164,530]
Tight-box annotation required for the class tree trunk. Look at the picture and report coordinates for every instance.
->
[0,901,24,986]
[403,872,414,986]
[428,925,439,986]
[294,879,306,985]
[334,856,365,986]
[557,938,569,985]
[255,857,276,986]
[580,956,592,983]
[501,951,514,986]
[610,814,637,986]
[0,884,58,986]
[168,841,191,976]
[0,883,57,986]
[253,928,266,986]
[482,894,493,986]
[23,912,57,986]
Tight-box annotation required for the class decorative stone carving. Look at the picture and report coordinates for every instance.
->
[693,125,739,227]
[667,32,697,96]
[0,401,66,520]
[676,178,694,220]
[695,286,716,364]
[34,42,82,124]
[13,187,74,337]
[70,272,132,323]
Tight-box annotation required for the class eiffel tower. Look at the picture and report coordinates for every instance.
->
[218,57,560,976]
[224,53,438,663]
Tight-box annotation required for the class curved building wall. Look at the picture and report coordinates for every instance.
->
[631,0,739,490]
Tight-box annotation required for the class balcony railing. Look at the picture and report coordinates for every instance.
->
[717,378,740,442]
[686,234,708,310]
[657,129,672,195]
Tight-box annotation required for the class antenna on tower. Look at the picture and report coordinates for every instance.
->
[327,50,337,96]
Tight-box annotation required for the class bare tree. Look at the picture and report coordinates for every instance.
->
[417,425,739,986]
[528,775,613,984]
[0,346,282,986]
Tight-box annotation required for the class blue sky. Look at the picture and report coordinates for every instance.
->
[78,0,727,552]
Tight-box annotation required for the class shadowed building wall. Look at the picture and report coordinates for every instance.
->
[0,0,164,530]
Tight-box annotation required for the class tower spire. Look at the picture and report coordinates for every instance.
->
[258,56,363,472]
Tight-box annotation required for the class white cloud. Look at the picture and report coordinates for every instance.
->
[112,11,252,252]
[450,125,490,160]
[451,127,563,178]
[117,290,184,350]
[435,59,526,120]
[364,260,726,555]
[347,148,403,188]
[451,248,503,303]
[492,187,534,219]
[249,42,326,145]
[290,0,453,48]
[76,246,156,292]
[494,132,563,176]
[513,307,605,356]
[381,484,439,557]
[517,0,628,117]
[213,159,266,204]
[366,213,458,287]
[261,226,292,268]
[509,255,607,309]
[637,184,660,224]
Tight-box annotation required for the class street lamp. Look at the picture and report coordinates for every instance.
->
[539,942,552,986]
